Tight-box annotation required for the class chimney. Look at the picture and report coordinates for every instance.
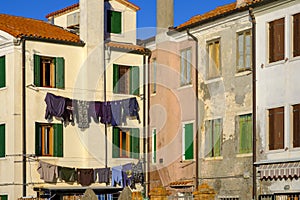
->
[156,0,174,33]
[236,0,252,8]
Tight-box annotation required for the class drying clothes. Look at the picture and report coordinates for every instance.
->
[111,100,123,126]
[44,93,66,120]
[58,166,76,182]
[123,98,140,124]
[37,161,58,183]
[94,168,110,183]
[112,166,123,187]
[100,102,112,124]
[62,98,75,124]
[88,101,102,123]
[131,161,144,188]
[122,163,133,187]
[77,169,94,186]
[75,100,90,129]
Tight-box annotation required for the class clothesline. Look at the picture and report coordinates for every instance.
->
[45,92,141,129]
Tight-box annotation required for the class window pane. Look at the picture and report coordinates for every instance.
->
[208,41,221,79]
[186,49,192,84]
[245,32,251,69]
[238,34,244,69]
[180,50,186,85]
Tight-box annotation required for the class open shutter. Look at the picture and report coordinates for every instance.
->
[0,56,5,88]
[153,129,156,163]
[184,123,194,160]
[0,124,5,157]
[214,119,221,157]
[294,14,300,57]
[55,57,65,89]
[112,127,120,158]
[34,55,41,87]
[35,122,41,156]
[108,10,121,34]
[53,124,63,157]
[293,105,300,147]
[130,128,140,159]
[113,64,119,93]
[130,66,140,95]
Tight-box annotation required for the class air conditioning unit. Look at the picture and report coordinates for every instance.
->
[67,12,80,28]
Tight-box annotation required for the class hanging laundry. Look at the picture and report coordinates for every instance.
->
[100,102,112,124]
[130,161,144,189]
[44,92,66,121]
[122,97,140,124]
[74,100,90,129]
[58,166,77,183]
[111,165,123,187]
[37,161,58,183]
[122,163,133,187]
[111,100,123,126]
[62,98,75,125]
[77,168,94,186]
[94,168,110,183]
[88,101,102,123]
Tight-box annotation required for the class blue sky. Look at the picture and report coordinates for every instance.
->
[0,0,234,39]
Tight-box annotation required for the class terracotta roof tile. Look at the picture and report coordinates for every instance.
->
[46,3,79,19]
[175,0,263,30]
[169,180,194,188]
[106,41,151,55]
[0,14,82,44]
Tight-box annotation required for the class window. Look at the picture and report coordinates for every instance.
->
[207,39,221,79]
[0,56,5,88]
[269,18,285,63]
[238,114,252,154]
[35,123,63,157]
[268,107,284,150]
[293,104,300,148]
[182,123,194,160]
[112,127,140,159]
[107,10,122,34]
[0,195,8,200]
[180,48,192,86]
[237,30,251,72]
[34,55,65,89]
[113,64,140,95]
[293,13,300,57]
[0,124,5,158]
[151,59,157,94]
[152,128,156,163]
[205,119,222,157]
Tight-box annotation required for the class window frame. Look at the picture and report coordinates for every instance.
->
[268,18,285,63]
[293,13,300,58]
[180,48,192,86]
[207,39,221,79]
[268,107,284,151]
[0,124,5,158]
[205,118,222,158]
[35,122,63,157]
[0,56,5,88]
[236,30,252,72]
[237,114,253,154]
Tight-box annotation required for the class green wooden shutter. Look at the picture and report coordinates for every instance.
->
[35,122,41,156]
[239,115,253,154]
[34,55,41,87]
[130,128,140,159]
[112,127,120,158]
[108,10,121,34]
[214,119,221,157]
[0,56,5,88]
[130,66,140,95]
[0,124,5,157]
[153,129,156,163]
[53,124,63,157]
[0,195,8,200]
[55,57,65,89]
[184,123,194,160]
[113,64,119,93]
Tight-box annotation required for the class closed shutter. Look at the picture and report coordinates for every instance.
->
[108,10,121,34]
[130,128,140,159]
[214,119,222,157]
[239,114,252,154]
[269,107,284,150]
[269,18,285,62]
[55,57,65,89]
[34,55,41,87]
[0,195,8,200]
[53,124,63,157]
[113,64,119,93]
[0,56,5,88]
[293,104,300,147]
[0,124,5,157]
[112,127,120,158]
[184,123,194,160]
[205,120,213,157]
[294,13,300,57]
[35,122,42,156]
[130,66,140,95]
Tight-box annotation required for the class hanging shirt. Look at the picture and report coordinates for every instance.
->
[100,102,112,124]
[94,168,110,183]
[77,169,94,186]
[44,93,66,120]
[122,97,140,124]
[111,100,123,126]
[88,101,102,123]
[75,100,90,129]
[111,166,123,187]
[58,166,76,182]
[122,163,133,187]
[37,161,58,183]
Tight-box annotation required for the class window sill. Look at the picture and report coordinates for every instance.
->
[236,153,252,158]
[203,156,223,161]
[289,56,300,63]
[264,59,286,68]
[235,70,252,77]
[177,84,193,91]
[204,77,222,84]
[0,157,7,160]
[36,156,60,160]
[0,87,7,91]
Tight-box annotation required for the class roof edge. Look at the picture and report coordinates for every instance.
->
[21,35,85,47]
[46,3,80,19]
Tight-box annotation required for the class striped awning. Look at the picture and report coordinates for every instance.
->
[257,162,300,180]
